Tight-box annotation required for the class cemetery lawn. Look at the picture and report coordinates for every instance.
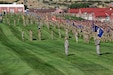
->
[0,23,113,75]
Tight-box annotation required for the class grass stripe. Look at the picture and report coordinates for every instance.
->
[1,20,113,75]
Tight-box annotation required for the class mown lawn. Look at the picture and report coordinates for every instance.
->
[0,20,113,75]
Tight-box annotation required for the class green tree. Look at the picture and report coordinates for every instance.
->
[69,3,89,9]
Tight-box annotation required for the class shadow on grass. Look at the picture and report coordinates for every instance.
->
[68,54,75,56]
[33,39,37,40]
[101,52,112,55]
[32,38,46,40]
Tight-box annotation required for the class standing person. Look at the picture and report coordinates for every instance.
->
[38,28,41,40]
[72,29,78,43]
[22,30,24,41]
[14,19,16,26]
[64,37,69,56]
[74,28,79,43]
[51,30,54,40]
[95,27,104,55]
[37,20,41,29]
[58,29,61,38]
[65,28,69,38]
[95,37,101,55]
[83,29,89,43]
[29,30,33,41]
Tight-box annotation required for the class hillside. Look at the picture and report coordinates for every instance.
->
[0,13,113,75]
[0,0,16,3]
[0,0,111,8]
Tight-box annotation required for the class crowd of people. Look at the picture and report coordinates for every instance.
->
[2,12,113,56]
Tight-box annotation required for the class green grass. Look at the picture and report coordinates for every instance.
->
[0,14,113,75]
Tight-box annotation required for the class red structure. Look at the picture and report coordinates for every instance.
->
[68,7,113,22]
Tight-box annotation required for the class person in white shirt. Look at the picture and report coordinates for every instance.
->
[64,37,69,56]
[95,37,101,55]
[22,30,24,41]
